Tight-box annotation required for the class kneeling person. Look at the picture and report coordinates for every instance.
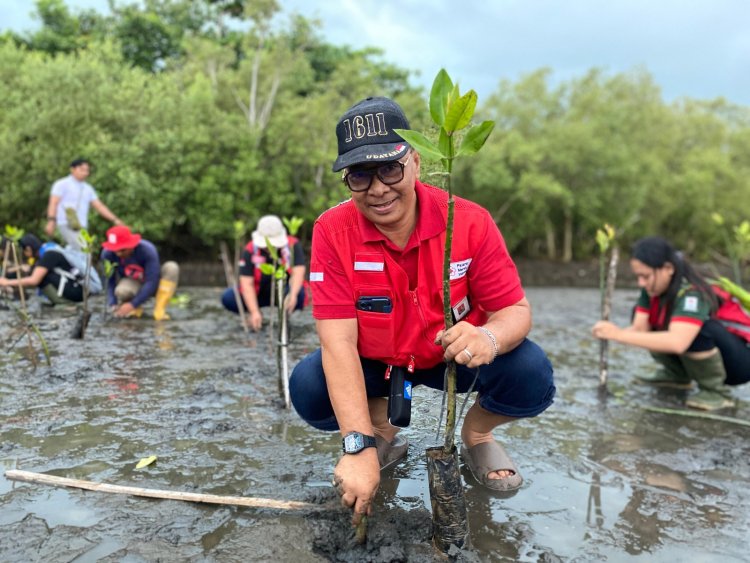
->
[0,234,97,304]
[221,215,306,331]
[101,226,179,320]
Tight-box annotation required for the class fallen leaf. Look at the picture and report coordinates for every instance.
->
[135,455,157,469]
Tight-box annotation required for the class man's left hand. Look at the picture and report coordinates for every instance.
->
[283,293,298,314]
[434,321,495,367]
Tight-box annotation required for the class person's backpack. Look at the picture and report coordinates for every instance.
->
[44,244,103,294]
[712,282,750,343]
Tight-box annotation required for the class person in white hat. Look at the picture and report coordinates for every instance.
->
[221,215,307,331]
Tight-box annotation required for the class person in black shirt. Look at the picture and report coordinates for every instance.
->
[0,235,83,304]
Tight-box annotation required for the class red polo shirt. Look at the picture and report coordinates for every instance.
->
[311,181,523,319]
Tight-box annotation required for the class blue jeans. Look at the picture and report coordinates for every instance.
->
[290,338,555,431]
[221,286,305,313]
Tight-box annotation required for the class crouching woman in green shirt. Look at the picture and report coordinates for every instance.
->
[592,236,750,410]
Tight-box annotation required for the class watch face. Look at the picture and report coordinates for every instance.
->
[344,433,364,453]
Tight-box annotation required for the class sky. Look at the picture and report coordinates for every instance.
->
[3,0,750,105]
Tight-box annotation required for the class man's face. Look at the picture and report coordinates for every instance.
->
[348,151,420,234]
[71,163,90,181]
[114,247,135,260]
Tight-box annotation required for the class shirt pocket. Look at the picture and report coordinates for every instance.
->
[355,286,394,359]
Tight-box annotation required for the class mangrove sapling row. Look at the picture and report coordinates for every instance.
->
[395,69,495,553]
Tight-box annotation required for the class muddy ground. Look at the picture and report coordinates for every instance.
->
[1,287,749,562]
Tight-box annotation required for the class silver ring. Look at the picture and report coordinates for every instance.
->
[463,348,473,361]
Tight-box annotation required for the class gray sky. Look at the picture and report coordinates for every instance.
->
[3,0,749,105]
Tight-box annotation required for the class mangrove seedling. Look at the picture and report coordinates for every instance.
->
[595,224,618,387]
[395,69,495,553]
[260,216,303,409]
[218,220,250,334]
[102,258,116,320]
[72,229,96,339]
[3,225,51,367]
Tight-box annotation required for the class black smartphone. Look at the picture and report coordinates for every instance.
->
[356,296,393,313]
[388,366,412,427]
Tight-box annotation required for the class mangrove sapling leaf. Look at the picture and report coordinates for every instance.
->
[443,91,477,133]
[135,455,157,469]
[393,129,444,161]
[259,264,275,276]
[457,121,495,156]
[429,69,453,126]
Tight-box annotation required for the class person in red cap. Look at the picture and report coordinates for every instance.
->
[100,225,179,319]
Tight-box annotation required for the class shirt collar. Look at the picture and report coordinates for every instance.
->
[356,180,447,250]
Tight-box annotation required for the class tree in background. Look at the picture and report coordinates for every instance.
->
[2,0,749,262]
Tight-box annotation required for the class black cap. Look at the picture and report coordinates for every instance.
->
[19,233,42,255]
[332,96,410,172]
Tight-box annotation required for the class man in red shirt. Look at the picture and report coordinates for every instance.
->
[289,96,554,524]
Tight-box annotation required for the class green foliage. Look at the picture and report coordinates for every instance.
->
[4,225,24,242]
[712,213,750,284]
[2,1,750,264]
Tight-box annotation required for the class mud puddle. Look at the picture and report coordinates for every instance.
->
[1,287,749,562]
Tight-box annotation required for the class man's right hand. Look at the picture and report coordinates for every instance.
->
[246,310,263,331]
[333,448,380,525]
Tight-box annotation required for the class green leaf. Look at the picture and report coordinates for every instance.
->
[393,129,444,161]
[444,90,477,133]
[457,121,495,156]
[429,69,453,127]
[4,225,23,242]
[135,455,157,469]
[595,229,610,253]
[265,238,279,261]
[259,263,275,275]
[283,216,304,236]
[233,220,246,239]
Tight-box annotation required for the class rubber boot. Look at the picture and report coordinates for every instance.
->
[153,278,176,321]
[635,352,692,389]
[40,284,73,307]
[128,306,143,318]
[681,351,735,410]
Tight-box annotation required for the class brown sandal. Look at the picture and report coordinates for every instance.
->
[460,441,523,491]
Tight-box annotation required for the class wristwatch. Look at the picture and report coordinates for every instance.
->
[342,431,377,454]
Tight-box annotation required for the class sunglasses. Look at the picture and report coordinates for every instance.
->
[342,154,412,192]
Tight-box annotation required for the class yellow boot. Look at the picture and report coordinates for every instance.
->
[128,306,144,318]
[153,279,177,321]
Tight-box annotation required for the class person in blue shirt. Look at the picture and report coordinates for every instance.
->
[101,226,179,320]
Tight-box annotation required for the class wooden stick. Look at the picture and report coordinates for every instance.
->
[220,241,249,334]
[5,469,330,511]
[642,406,750,427]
